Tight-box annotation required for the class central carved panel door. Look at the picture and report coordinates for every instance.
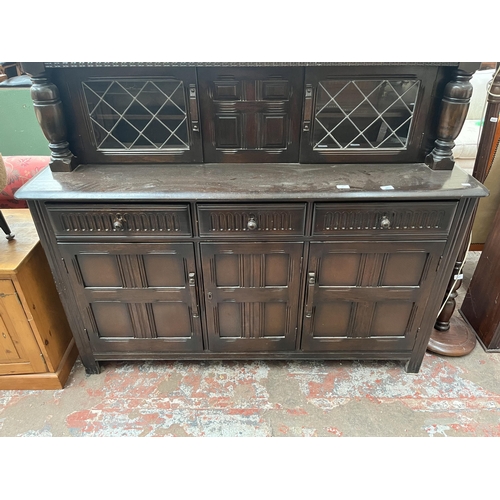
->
[201,242,303,351]
[302,240,445,352]
[198,67,304,162]
[57,242,203,354]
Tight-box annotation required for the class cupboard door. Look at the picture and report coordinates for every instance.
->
[57,243,203,354]
[201,242,303,351]
[299,65,446,164]
[198,67,304,163]
[55,67,203,164]
[0,280,46,375]
[302,241,445,352]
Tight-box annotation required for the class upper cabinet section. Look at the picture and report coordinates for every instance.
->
[300,65,447,163]
[24,63,469,170]
[52,67,203,164]
[198,67,304,163]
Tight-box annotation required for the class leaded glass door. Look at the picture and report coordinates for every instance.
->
[56,67,203,164]
[299,65,445,164]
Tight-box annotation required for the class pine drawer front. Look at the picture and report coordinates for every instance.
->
[46,204,192,238]
[198,204,306,237]
[313,202,457,238]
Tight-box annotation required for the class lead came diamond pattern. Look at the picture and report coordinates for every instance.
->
[313,79,420,150]
[82,79,190,151]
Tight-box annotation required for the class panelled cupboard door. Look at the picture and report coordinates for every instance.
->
[302,241,445,352]
[201,242,303,351]
[54,67,203,164]
[198,67,304,163]
[0,280,47,375]
[57,243,203,354]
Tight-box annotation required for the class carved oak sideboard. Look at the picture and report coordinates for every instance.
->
[16,62,488,374]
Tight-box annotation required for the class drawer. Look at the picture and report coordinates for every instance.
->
[46,204,192,237]
[313,201,457,237]
[198,204,306,237]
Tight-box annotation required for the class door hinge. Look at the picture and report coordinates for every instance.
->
[299,256,303,274]
[62,257,69,274]
[84,328,90,342]
[40,352,47,366]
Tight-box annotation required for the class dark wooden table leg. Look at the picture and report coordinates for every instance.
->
[428,64,500,357]
[0,211,15,240]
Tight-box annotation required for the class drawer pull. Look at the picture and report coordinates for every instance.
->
[113,215,125,231]
[247,217,258,231]
[380,216,391,229]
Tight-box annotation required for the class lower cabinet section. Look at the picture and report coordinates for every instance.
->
[55,235,446,360]
[33,195,479,374]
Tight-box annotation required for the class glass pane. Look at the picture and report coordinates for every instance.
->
[82,79,190,151]
[313,79,420,150]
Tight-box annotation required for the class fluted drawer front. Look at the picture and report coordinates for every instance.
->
[47,204,192,237]
[313,202,457,237]
[198,204,306,237]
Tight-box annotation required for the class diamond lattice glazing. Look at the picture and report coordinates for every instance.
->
[82,79,189,151]
[313,79,420,150]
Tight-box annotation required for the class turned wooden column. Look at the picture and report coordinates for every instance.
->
[425,63,479,171]
[21,62,78,172]
[428,63,500,356]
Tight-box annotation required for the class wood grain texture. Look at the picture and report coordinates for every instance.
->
[0,280,46,374]
[14,243,73,371]
[0,210,39,272]
[15,163,488,202]
[0,339,78,390]
[0,209,77,386]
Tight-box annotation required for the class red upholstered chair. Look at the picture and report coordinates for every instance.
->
[0,155,50,239]
[0,155,50,208]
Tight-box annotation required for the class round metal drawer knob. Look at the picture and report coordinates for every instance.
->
[113,217,124,230]
[380,216,391,229]
[247,217,258,230]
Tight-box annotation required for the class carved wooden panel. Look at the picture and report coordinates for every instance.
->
[198,204,306,237]
[313,202,456,238]
[198,67,304,162]
[57,242,202,353]
[47,204,191,237]
[201,242,303,351]
[302,241,445,351]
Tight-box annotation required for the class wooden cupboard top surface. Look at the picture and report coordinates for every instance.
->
[0,209,39,273]
[16,163,488,202]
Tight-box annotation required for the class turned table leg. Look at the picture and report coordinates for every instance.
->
[428,63,500,357]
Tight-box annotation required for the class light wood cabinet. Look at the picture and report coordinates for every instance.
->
[0,210,78,389]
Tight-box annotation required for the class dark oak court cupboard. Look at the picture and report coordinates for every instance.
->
[16,62,488,374]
